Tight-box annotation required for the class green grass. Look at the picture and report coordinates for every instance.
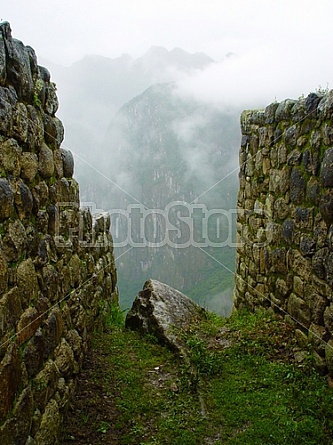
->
[91,307,333,445]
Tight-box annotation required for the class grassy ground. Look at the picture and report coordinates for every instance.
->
[62,307,333,445]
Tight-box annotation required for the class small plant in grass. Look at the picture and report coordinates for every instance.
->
[97,420,111,434]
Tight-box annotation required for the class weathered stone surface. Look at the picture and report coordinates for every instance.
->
[54,338,77,377]
[16,307,40,346]
[236,90,333,377]
[27,105,44,149]
[280,218,294,244]
[38,143,54,178]
[0,138,22,175]
[34,399,61,445]
[0,22,118,443]
[13,102,28,143]
[1,219,26,261]
[274,197,289,220]
[14,179,34,220]
[320,147,333,187]
[290,167,305,203]
[126,279,206,352]
[45,82,59,116]
[320,191,333,225]
[300,236,316,256]
[20,152,38,182]
[53,149,64,178]
[287,293,311,328]
[41,264,59,301]
[44,115,64,148]
[17,258,38,306]
[5,31,34,101]
[33,360,60,411]
[45,308,64,356]
[23,329,47,378]
[0,178,14,221]
[60,148,74,178]
[275,99,297,121]
[306,177,321,204]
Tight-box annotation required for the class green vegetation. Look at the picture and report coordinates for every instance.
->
[69,307,333,444]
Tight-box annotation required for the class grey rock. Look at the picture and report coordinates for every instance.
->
[281,219,294,244]
[300,236,316,256]
[305,93,322,114]
[275,99,297,121]
[14,180,34,220]
[61,148,74,178]
[126,279,206,352]
[44,115,64,148]
[0,138,22,175]
[306,177,321,205]
[5,33,34,101]
[320,192,333,225]
[20,152,38,182]
[290,168,305,203]
[0,178,14,221]
[284,125,297,146]
[317,90,333,120]
[38,143,54,179]
[287,149,302,165]
[320,147,333,187]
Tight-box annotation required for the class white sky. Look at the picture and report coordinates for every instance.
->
[2,0,333,104]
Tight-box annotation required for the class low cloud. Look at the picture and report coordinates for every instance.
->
[175,43,333,111]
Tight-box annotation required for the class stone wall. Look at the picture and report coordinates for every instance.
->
[234,90,333,375]
[0,23,118,444]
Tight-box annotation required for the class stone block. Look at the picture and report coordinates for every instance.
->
[0,178,14,221]
[320,191,333,225]
[0,138,22,175]
[33,360,60,411]
[287,293,311,328]
[16,306,40,346]
[61,148,74,178]
[20,152,38,182]
[38,143,54,179]
[23,328,47,378]
[2,219,27,261]
[27,105,44,149]
[290,167,305,203]
[12,102,28,143]
[309,323,328,356]
[45,308,64,356]
[17,258,38,306]
[34,399,61,445]
[320,147,333,187]
[14,179,34,220]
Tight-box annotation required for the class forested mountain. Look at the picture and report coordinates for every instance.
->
[48,47,241,314]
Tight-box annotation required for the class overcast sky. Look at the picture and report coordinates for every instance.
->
[2,0,333,105]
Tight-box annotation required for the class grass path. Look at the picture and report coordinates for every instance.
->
[62,309,333,445]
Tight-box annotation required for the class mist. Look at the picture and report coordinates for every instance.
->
[42,39,332,312]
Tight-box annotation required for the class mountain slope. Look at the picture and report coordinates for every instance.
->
[76,82,241,312]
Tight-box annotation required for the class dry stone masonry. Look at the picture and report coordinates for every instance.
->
[234,91,333,375]
[0,22,118,444]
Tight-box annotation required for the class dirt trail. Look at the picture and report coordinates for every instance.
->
[62,343,123,444]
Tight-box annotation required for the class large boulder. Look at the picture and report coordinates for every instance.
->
[125,279,206,352]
